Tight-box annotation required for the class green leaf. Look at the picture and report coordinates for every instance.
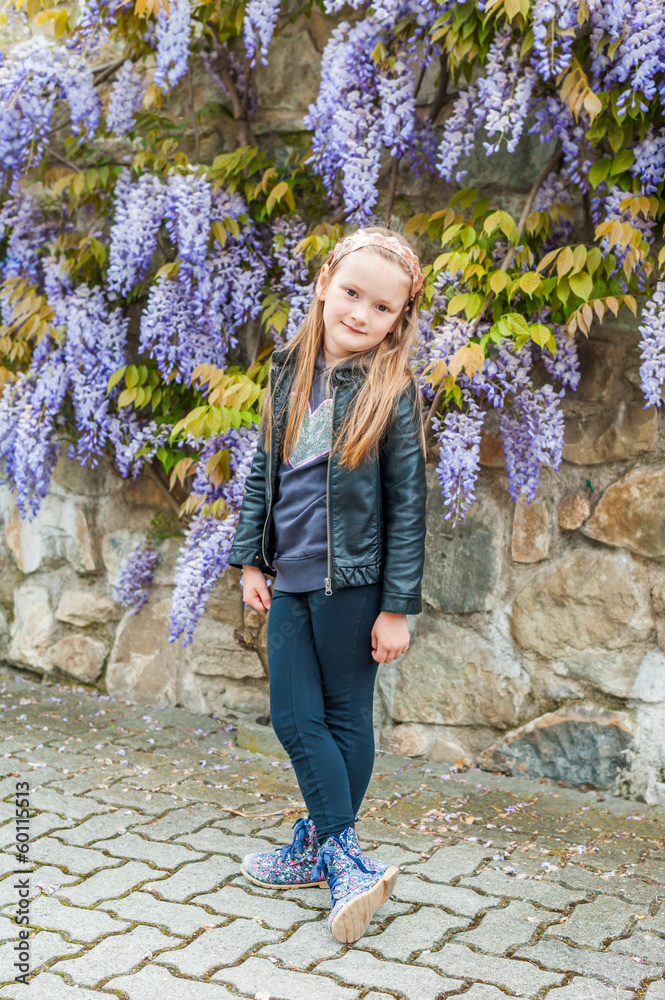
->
[447,293,469,316]
[588,159,611,188]
[107,367,126,393]
[530,324,551,347]
[610,148,635,175]
[489,270,509,294]
[125,366,138,390]
[569,271,593,300]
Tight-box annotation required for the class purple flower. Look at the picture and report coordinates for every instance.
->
[106,60,144,138]
[244,0,281,67]
[113,541,159,613]
[638,281,665,407]
[154,0,191,91]
[107,170,166,295]
[431,400,483,526]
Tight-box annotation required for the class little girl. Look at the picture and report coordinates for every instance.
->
[228,226,427,943]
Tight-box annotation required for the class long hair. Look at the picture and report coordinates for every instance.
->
[260,226,425,470]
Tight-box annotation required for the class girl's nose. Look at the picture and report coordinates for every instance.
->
[350,304,369,327]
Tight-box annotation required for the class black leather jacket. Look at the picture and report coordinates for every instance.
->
[227,346,427,615]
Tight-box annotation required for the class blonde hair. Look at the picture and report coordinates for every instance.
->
[260,226,426,470]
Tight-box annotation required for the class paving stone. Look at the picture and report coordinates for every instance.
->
[392,874,502,916]
[317,951,462,1000]
[57,860,166,907]
[213,956,361,999]
[403,842,494,883]
[361,994,400,1000]
[53,810,146,846]
[52,923,180,985]
[514,938,663,988]
[156,918,280,976]
[545,896,643,949]
[610,930,665,963]
[174,829,279,858]
[644,983,665,1000]
[10,812,76,841]
[28,837,124,875]
[364,844,422,867]
[192,884,319,929]
[544,976,636,999]
[0,867,80,907]
[130,804,223,840]
[641,901,665,935]
[31,788,112,820]
[99,890,227,935]
[460,869,591,911]
[416,941,565,993]
[546,864,661,906]
[28,895,131,942]
[106,963,242,998]
[90,832,205,868]
[0,915,18,943]
[460,988,524,1000]
[454,899,560,955]
[0,929,81,975]
[356,906,467,961]
[143,855,237,901]
[257,918,345,969]
[84,787,179,814]
[0,971,108,998]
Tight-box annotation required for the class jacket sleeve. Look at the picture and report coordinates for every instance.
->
[227,422,272,574]
[379,381,427,615]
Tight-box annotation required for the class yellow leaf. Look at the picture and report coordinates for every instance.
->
[489,270,509,293]
[557,246,574,277]
[583,89,603,119]
[519,272,541,294]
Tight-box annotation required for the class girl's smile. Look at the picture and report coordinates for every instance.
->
[316,251,412,366]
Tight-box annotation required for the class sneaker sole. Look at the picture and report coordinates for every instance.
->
[330,866,399,944]
[240,864,328,890]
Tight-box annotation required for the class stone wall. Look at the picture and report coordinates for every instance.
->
[1,10,663,803]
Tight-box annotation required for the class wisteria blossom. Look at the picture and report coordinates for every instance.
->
[113,541,160,614]
[431,402,484,526]
[107,171,166,295]
[154,0,192,91]
[106,59,145,137]
[244,0,281,66]
[638,282,665,407]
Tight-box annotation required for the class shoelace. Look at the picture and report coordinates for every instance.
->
[311,837,371,900]
[279,816,311,862]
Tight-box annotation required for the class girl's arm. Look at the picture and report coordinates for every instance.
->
[227,426,272,574]
[379,381,427,616]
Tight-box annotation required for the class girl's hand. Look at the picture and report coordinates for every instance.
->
[371,611,409,664]
[242,565,272,612]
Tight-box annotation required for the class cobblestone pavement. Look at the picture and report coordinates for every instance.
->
[0,669,664,1000]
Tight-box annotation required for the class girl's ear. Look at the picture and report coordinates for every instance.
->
[315,264,329,301]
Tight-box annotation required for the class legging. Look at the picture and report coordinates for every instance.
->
[267,583,382,843]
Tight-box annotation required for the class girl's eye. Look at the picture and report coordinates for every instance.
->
[345,288,357,298]
[377,304,389,313]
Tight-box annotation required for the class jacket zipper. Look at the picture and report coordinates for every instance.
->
[324,386,338,596]
[261,425,274,571]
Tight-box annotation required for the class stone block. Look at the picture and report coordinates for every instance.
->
[173,829,278,860]
[392,874,502,916]
[583,463,665,559]
[57,861,165,907]
[379,723,435,757]
[257,919,345,969]
[54,810,146,846]
[156,919,280,976]
[191,884,317,928]
[0,929,80,974]
[185,617,264,679]
[422,471,502,613]
[514,937,663,988]
[534,978,634,1000]
[459,869,590,911]
[316,951,461,1000]
[453,899,559,955]
[143,855,237,901]
[511,497,550,563]
[52,924,177,986]
[403,842,495,883]
[544,895,642,948]
[99,891,227,936]
[559,492,591,530]
[0,972,104,999]
[213,957,361,999]
[105,964,240,999]
[28,836,124,875]
[55,588,120,625]
[5,495,97,574]
[122,473,174,511]
[481,705,634,790]
[51,634,109,682]
[106,598,183,707]
[132,803,223,841]
[511,550,653,697]
[31,787,112,820]
[27,896,130,942]
[90,832,205,868]
[415,942,563,994]
[8,585,54,672]
[610,930,665,963]
[563,399,657,464]
[356,906,467,962]
[379,617,530,728]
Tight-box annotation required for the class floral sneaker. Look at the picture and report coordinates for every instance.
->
[311,829,399,943]
[340,826,399,897]
[240,816,327,889]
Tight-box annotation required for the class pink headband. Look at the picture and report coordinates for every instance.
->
[327,230,424,299]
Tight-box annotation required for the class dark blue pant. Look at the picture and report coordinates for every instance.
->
[267,583,382,843]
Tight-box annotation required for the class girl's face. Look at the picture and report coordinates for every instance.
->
[316,250,412,365]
